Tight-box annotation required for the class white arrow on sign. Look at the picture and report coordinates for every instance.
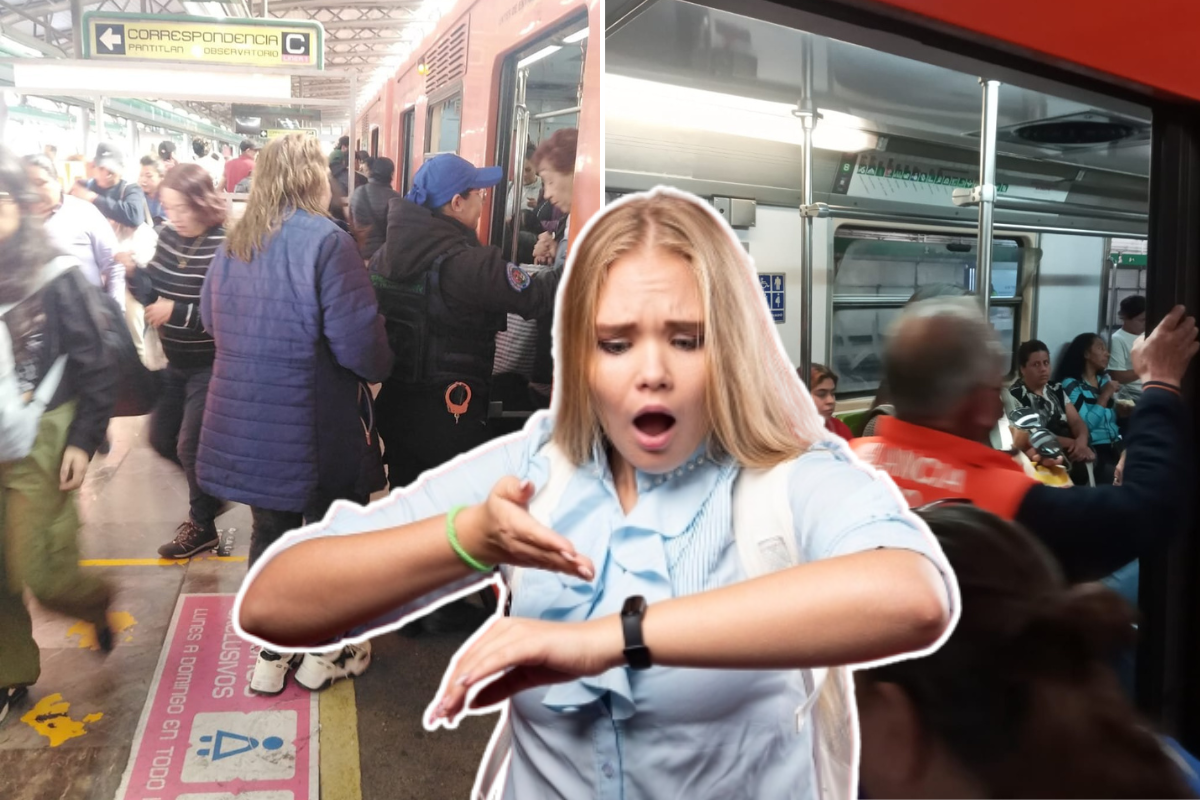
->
[99,27,122,51]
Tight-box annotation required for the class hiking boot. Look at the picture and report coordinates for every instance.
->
[294,642,372,691]
[0,686,28,727]
[157,521,218,559]
[249,649,300,695]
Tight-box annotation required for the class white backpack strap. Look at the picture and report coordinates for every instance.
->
[732,458,858,800]
[480,438,575,800]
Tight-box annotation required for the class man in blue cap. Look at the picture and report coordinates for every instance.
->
[372,153,562,488]
[370,152,564,633]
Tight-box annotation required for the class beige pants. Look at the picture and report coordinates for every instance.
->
[125,289,145,363]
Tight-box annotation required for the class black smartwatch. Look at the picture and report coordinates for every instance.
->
[620,595,652,670]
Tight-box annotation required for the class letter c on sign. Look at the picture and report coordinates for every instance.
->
[284,33,307,55]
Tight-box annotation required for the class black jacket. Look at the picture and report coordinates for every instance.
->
[381,198,561,321]
[1017,387,1191,582]
[9,266,117,456]
[349,181,400,262]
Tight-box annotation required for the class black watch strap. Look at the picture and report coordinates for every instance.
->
[620,595,652,670]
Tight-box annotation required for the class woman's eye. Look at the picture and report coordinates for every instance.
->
[598,340,629,355]
[673,336,702,351]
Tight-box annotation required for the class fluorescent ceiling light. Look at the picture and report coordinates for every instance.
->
[517,45,561,69]
[0,36,45,58]
[12,61,291,101]
[562,29,588,44]
[606,74,879,153]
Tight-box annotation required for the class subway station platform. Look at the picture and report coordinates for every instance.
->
[0,416,497,800]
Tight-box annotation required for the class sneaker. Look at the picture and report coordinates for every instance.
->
[294,642,372,691]
[249,649,300,696]
[0,686,28,727]
[157,521,219,559]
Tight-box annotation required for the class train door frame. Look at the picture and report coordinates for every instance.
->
[488,11,590,257]
[398,106,416,194]
[612,0,1199,748]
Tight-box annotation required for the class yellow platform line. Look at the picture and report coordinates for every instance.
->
[320,679,363,800]
[78,556,248,566]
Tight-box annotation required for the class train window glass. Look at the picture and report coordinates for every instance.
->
[1104,238,1148,335]
[370,127,380,158]
[491,15,587,262]
[427,93,462,155]
[831,227,1022,395]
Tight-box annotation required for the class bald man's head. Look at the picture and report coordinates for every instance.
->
[885,298,1009,440]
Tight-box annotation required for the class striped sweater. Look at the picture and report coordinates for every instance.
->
[129,225,225,369]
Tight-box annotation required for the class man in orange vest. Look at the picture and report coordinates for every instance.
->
[850,298,1197,583]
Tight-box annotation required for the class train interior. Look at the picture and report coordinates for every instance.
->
[605,0,1150,406]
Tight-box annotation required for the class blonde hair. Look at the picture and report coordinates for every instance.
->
[226,133,330,261]
[553,187,827,467]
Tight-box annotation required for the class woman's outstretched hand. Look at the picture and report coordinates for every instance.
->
[426,615,624,727]
[457,476,596,581]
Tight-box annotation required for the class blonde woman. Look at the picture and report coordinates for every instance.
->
[195,133,392,694]
[234,188,957,798]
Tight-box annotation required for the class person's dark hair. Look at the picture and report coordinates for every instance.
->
[1120,295,1146,320]
[355,149,370,162]
[139,155,165,176]
[158,140,177,161]
[160,163,227,229]
[807,363,838,390]
[1053,332,1104,384]
[1017,339,1050,369]
[338,135,350,150]
[0,145,63,302]
[859,505,1190,798]
[532,127,578,176]
[239,139,259,154]
[367,156,395,184]
[192,139,208,158]
[23,153,56,179]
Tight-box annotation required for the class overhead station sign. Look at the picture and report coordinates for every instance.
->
[82,12,324,68]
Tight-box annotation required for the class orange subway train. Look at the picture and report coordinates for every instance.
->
[354,0,601,264]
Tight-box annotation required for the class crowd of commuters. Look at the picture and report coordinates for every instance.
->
[1,128,1198,799]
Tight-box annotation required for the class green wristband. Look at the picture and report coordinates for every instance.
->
[446,505,492,572]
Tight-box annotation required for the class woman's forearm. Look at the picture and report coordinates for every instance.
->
[239,505,489,648]
[625,549,950,671]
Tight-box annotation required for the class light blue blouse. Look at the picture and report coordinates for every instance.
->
[263,413,953,800]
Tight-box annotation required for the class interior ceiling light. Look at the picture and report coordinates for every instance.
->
[517,45,561,69]
[606,74,879,153]
[562,29,588,44]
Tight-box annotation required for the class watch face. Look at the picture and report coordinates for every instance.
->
[622,595,647,617]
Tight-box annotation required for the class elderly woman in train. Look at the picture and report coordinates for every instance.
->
[235,187,957,800]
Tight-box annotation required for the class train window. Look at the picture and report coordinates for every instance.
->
[370,126,379,158]
[1104,238,1148,336]
[831,227,1023,395]
[426,91,462,156]
[490,14,588,262]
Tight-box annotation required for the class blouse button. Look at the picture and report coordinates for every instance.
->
[602,762,615,779]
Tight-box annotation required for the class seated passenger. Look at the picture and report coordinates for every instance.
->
[851,297,1197,583]
[236,188,955,800]
[1055,333,1126,485]
[1108,295,1146,402]
[805,363,853,440]
[858,503,1196,799]
[1009,339,1095,485]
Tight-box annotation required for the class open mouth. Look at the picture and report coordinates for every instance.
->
[634,411,676,437]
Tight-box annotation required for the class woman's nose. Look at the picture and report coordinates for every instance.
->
[635,344,671,389]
